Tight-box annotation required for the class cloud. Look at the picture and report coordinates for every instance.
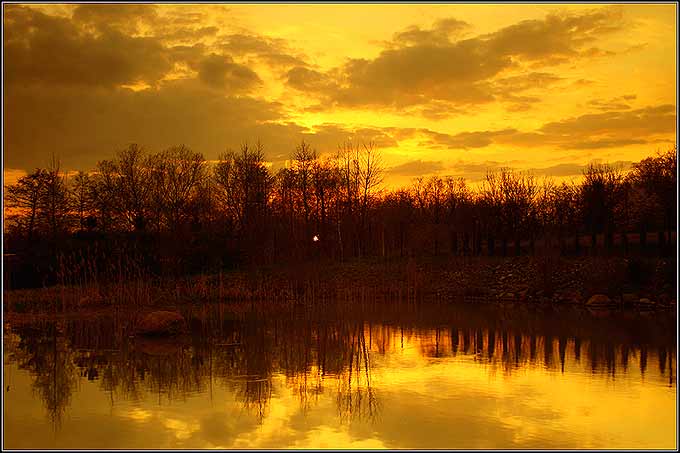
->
[526,160,634,177]
[286,8,624,113]
[3,79,300,170]
[587,94,637,111]
[286,67,339,94]
[539,104,676,138]
[416,105,676,151]
[482,8,624,61]
[194,54,262,91]
[71,4,160,35]
[391,18,471,47]
[565,138,647,149]
[3,6,272,91]
[220,33,309,69]
[420,129,517,149]
[4,5,174,87]
[2,78,406,172]
[300,124,399,151]
[388,160,444,176]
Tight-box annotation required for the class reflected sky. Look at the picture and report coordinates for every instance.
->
[3,302,677,449]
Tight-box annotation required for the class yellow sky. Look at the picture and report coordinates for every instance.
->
[2,3,677,188]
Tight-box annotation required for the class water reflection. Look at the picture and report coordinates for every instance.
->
[3,301,677,449]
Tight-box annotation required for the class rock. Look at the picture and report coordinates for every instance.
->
[135,311,186,336]
[586,294,615,309]
[587,294,610,304]
[636,298,656,310]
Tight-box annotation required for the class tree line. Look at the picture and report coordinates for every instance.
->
[3,142,676,287]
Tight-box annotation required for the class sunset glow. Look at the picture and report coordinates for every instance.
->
[3,3,677,188]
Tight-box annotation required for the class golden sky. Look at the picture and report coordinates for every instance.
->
[2,3,677,187]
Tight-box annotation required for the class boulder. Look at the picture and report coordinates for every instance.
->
[135,311,186,336]
[586,294,614,309]
[636,298,656,310]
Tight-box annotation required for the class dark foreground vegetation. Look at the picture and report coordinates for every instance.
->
[3,141,676,311]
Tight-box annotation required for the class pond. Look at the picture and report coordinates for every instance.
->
[3,300,677,449]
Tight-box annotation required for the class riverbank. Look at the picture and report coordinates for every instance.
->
[3,255,676,317]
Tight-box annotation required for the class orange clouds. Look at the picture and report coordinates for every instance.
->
[2,4,676,186]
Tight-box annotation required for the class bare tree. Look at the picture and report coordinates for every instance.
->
[116,144,154,231]
[292,141,316,229]
[71,171,94,231]
[5,168,48,239]
[580,163,625,253]
[150,145,207,231]
[90,159,119,233]
[41,156,71,238]
[214,142,272,234]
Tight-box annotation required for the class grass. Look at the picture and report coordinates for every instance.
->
[3,254,676,316]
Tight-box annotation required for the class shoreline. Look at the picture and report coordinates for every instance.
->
[3,255,676,318]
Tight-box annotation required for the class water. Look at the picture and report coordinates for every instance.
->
[3,301,677,449]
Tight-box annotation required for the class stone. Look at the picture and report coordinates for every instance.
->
[135,311,186,336]
[638,297,654,304]
[586,294,613,308]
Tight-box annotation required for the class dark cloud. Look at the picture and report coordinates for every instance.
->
[482,8,623,61]
[302,124,398,149]
[528,162,588,177]
[72,4,160,34]
[413,102,467,120]
[4,5,173,87]
[194,54,262,91]
[587,94,637,111]
[527,160,633,177]
[220,33,308,69]
[286,67,338,94]
[160,26,220,43]
[286,8,624,113]
[388,160,444,176]
[539,104,676,137]
[392,18,471,47]
[3,79,404,172]
[410,104,675,151]
[492,72,563,110]
[3,80,299,170]
[420,129,517,149]
[565,138,647,149]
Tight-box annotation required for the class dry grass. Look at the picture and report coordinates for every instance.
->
[4,255,675,315]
